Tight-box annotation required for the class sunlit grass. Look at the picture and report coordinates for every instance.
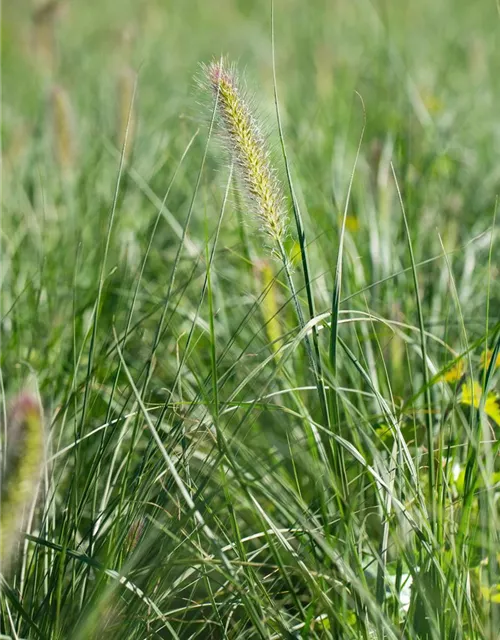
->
[1,1,499,638]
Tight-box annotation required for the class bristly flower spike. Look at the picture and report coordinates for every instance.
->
[205,58,288,249]
[50,84,76,172]
[204,58,331,454]
[0,392,44,572]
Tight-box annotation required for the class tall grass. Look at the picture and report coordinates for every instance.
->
[1,0,499,638]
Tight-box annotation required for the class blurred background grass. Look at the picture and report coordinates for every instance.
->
[4,0,500,250]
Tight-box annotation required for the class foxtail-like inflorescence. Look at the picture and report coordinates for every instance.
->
[50,83,76,171]
[205,58,288,247]
[32,1,63,77]
[0,392,44,572]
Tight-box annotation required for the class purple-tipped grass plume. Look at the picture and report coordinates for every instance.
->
[205,58,288,249]
[1,393,44,572]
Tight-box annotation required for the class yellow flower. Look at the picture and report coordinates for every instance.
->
[422,91,443,114]
[339,214,360,233]
[460,381,500,424]
[481,585,500,604]
[479,348,500,371]
[441,358,465,383]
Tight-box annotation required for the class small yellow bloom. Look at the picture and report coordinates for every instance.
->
[441,358,465,383]
[479,348,500,371]
[422,93,443,115]
[339,214,360,233]
[481,585,500,604]
[460,381,500,424]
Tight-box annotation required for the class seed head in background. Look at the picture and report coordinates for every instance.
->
[204,58,288,251]
[32,0,65,78]
[116,66,137,166]
[0,392,45,573]
[50,83,77,172]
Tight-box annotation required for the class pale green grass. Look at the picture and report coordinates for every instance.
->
[1,0,499,638]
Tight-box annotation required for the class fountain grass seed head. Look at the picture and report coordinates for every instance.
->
[204,58,288,249]
[50,83,76,171]
[32,1,62,77]
[1,392,44,572]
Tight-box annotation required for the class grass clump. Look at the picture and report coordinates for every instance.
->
[0,1,499,638]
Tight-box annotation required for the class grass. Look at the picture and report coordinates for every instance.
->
[1,0,499,637]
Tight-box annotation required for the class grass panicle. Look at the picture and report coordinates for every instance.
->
[0,393,44,572]
[205,58,288,248]
[32,1,63,76]
[50,83,76,171]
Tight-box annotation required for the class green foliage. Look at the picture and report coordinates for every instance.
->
[1,0,499,638]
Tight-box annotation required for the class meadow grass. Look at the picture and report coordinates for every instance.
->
[1,0,499,637]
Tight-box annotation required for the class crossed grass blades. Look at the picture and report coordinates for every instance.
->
[1,8,499,637]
